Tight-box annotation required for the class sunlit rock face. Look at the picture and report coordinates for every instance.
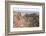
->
[13,12,26,27]
[13,12,39,28]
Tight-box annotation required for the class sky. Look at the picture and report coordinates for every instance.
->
[13,5,40,13]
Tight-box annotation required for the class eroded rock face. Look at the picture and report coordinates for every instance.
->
[13,12,26,27]
[13,12,39,28]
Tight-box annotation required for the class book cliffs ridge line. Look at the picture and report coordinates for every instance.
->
[13,12,39,27]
